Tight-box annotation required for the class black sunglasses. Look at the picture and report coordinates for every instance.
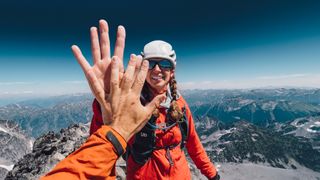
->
[147,59,174,70]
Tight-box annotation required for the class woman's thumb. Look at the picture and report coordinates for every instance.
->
[145,94,166,115]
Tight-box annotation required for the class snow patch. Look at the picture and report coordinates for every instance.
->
[261,101,277,110]
[29,140,34,150]
[0,164,14,171]
[221,141,231,144]
[227,107,240,111]
[225,127,236,134]
[306,128,317,133]
[252,133,259,137]
[14,103,21,109]
[200,135,207,140]
[251,137,257,142]
[239,99,254,106]
[0,126,8,133]
[202,128,236,143]
[216,164,221,172]
[314,121,320,126]
[253,153,265,159]
[296,124,305,128]
[215,147,225,155]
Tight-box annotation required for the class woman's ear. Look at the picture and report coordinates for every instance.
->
[170,71,175,78]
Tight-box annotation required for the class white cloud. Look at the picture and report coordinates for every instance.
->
[179,74,320,89]
[0,91,33,95]
[0,81,90,99]
[256,74,309,80]
[0,82,35,86]
[22,91,33,94]
[61,81,87,84]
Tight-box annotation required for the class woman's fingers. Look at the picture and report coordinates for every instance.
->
[71,45,91,74]
[87,70,106,106]
[120,54,137,92]
[90,27,101,64]
[99,20,111,60]
[144,94,166,120]
[110,56,120,99]
[114,25,126,73]
[133,55,143,80]
[132,60,148,94]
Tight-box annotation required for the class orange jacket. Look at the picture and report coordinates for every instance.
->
[41,125,126,180]
[90,96,217,179]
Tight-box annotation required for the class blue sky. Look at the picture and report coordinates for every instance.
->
[0,0,320,100]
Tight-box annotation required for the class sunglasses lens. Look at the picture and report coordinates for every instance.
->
[148,61,157,70]
[158,60,173,69]
[147,59,173,70]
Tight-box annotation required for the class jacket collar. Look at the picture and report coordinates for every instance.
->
[160,86,181,109]
[141,85,181,109]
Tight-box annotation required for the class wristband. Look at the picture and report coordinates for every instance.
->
[106,131,125,156]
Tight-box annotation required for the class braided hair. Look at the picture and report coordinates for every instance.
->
[168,75,183,121]
[141,75,182,122]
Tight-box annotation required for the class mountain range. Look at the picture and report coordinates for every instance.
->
[0,94,93,137]
[1,88,320,179]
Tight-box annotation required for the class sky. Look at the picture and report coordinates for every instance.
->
[0,0,320,100]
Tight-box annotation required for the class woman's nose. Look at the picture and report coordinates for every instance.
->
[153,64,161,71]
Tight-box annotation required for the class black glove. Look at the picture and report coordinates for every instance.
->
[209,173,220,180]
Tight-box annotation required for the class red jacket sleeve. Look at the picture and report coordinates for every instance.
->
[41,125,127,180]
[90,99,104,135]
[182,98,217,179]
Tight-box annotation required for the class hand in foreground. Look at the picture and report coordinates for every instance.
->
[109,55,165,141]
[71,19,125,124]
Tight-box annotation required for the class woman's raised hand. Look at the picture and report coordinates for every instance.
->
[71,19,125,124]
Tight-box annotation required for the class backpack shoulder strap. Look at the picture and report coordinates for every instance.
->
[179,105,189,149]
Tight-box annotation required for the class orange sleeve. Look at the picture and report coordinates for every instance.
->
[41,125,127,180]
[183,100,217,179]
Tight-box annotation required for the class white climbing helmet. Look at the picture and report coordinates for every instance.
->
[141,40,177,68]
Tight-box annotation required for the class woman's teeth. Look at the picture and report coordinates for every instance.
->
[152,76,163,80]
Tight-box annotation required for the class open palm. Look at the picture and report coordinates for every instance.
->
[71,19,125,124]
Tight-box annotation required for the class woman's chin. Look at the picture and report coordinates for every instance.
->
[149,83,167,93]
[150,79,164,87]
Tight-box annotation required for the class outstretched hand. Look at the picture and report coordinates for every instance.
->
[109,55,165,141]
[71,19,125,124]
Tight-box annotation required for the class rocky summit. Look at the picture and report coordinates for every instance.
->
[4,122,215,180]
[5,123,89,180]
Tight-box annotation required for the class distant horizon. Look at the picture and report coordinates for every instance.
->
[0,86,319,107]
[1,72,320,99]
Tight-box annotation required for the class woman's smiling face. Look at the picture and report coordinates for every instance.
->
[146,63,173,94]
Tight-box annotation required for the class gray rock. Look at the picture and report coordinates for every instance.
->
[0,120,32,180]
[5,123,89,180]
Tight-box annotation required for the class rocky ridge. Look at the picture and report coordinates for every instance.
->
[5,123,89,180]
[0,120,32,179]
[202,121,320,172]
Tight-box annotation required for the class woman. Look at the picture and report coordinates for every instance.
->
[90,40,219,179]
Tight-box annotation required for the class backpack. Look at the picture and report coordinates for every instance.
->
[124,106,189,165]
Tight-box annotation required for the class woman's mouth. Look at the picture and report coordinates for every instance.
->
[151,75,163,81]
